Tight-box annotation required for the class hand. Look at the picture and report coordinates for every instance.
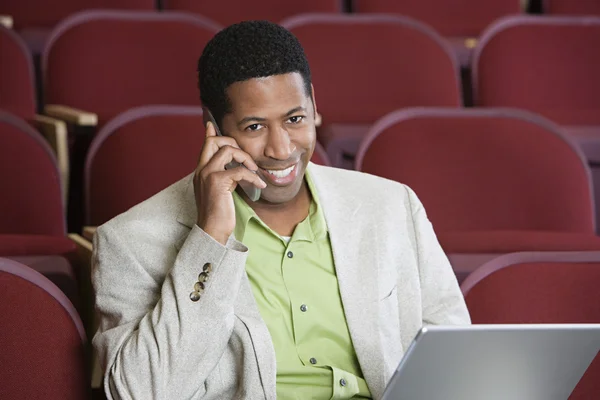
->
[194,122,266,245]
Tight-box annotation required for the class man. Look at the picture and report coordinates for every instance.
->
[92,21,470,400]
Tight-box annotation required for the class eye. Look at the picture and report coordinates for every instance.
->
[287,115,305,124]
[245,123,263,132]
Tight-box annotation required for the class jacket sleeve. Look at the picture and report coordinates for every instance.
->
[92,224,248,399]
[405,185,471,326]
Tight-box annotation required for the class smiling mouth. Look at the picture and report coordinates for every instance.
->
[264,164,295,178]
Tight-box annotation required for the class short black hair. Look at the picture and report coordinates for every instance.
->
[198,20,312,127]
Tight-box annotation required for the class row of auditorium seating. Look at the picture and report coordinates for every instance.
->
[5,105,600,259]
[2,249,598,399]
[3,0,598,37]
[3,12,599,229]
[2,13,598,135]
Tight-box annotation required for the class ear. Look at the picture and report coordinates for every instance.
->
[311,84,322,127]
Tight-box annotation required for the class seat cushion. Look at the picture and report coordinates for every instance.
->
[0,234,76,256]
[439,230,600,253]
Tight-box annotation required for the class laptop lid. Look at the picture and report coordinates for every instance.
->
[382,324,600,400]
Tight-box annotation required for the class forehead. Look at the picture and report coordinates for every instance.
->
[225,73,310,115]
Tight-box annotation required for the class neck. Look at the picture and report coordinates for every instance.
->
[238,180,311,237]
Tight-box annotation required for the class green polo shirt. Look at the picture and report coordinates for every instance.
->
[233,171,372,400]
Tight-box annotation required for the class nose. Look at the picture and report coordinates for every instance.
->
[264,126,296,160]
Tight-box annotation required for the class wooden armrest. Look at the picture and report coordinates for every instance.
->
[68,233,102,388]
[0,15,13,29]
[83,226,97,242]
[464,38,478,49]
[315,113,322,127]
[45,105,98,127]
[32,114,69,203]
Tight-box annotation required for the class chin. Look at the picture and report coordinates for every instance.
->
[259,178,305,204]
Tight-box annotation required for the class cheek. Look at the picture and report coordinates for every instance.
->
[294,127,316,152]
[236,138,265,160]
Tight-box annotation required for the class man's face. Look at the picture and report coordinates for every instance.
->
[220,72,317,204]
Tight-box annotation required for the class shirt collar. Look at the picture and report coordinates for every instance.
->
[232,167,328,243]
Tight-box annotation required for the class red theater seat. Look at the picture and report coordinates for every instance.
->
[283,14,461,168]
[0,0,155,53]
[0,110,67,237]
[43,11,221,129]
[0,26,36,120]
[353,0,522,66]
[0,258,89,399]
[473,16,600,230]
[473,16,600,127]
[461,251,600,400]
[356,107,600,279]
[357,108,594,233]
[163,0,342,26]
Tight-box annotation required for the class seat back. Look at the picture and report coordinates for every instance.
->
[163,0,342,26]
[461,251,600,400]
[0,0,154,29]
[44,11,221,126]
[473,16,600,125]
[0,111,65,235]
[354,0,521,37]
[356,108,594,233]
[283,14,461,125]
[0,26,36,120]
[85,106,205,225]
[0,257,88,399]
[545,0,600,15]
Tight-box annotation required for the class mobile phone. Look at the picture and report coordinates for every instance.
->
[205,110,262,202]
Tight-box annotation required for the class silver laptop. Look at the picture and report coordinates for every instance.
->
[382,324,600,400]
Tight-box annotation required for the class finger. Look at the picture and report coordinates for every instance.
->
[203,145,259,174]
[218,167,267,190]
[196,136,241,172]
[205,121,217,138]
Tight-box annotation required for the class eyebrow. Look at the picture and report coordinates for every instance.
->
[237,106,307,127]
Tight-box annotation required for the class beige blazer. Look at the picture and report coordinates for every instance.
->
[92,163,470,400]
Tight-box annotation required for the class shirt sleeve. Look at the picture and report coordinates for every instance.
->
[92,224,248,399]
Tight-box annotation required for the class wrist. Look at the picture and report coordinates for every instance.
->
[198,222,229,246]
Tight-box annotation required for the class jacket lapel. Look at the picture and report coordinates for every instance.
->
[308,164,387,399]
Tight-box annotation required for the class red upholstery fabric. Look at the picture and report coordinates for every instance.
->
[354,0,521,37]
[0,235,76,256]
[44,11,221,127]
[283,14,461,126]
[473,16,600,126]
[461,252,600,399]
[0,0,154,29]
[440,231,600,253]
[0,111,66,235]
[545,0,600,15]
[164,0,341,26]
[311,141,331,166]
[86,106,205,225]
[0,258,88,399]
[356,108,594,233]
[0,26,36,120]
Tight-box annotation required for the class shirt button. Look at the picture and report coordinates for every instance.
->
[300,304,308,312]
[287,251,294,258]
[309,357,317,365]
[340,378,347,387]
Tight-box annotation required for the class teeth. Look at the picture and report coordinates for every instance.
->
[267,165,295,178]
